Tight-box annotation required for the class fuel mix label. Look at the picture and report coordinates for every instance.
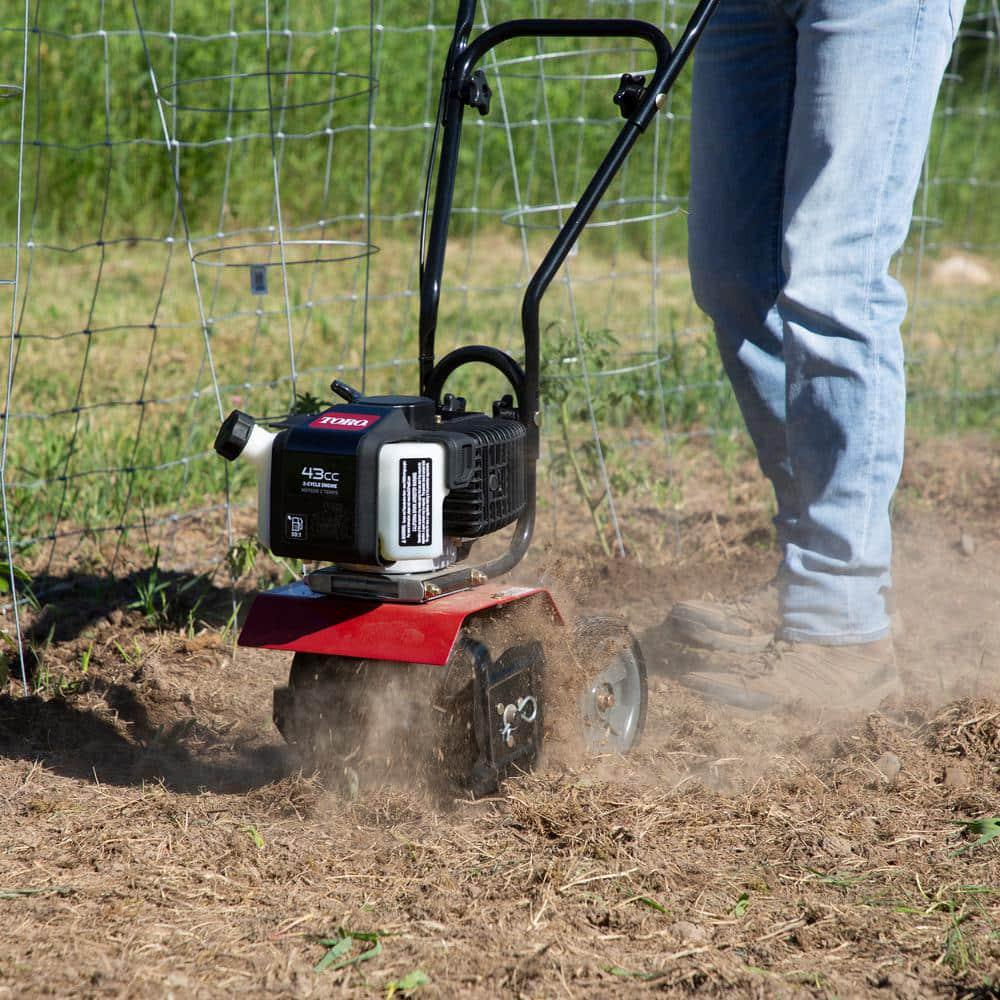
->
[398,457,432,547]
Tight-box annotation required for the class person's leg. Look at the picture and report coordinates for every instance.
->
[658,0,796,655]
[777,0,962,644]
[687,0,799,549]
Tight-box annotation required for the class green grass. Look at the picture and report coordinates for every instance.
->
[0,0,696,243]
[0,2,996,568]
[0,2,995,249]
[0,227,996,565]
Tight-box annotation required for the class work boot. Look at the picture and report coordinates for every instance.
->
[676,636,901,713]
[662,575,779,653]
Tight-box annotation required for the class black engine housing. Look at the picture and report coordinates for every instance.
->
[440,414,527,538]
[258,395,527,566]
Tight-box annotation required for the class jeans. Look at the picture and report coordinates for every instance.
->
[687,0,962,644]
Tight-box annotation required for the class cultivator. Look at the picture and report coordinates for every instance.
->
[215,0,718,793]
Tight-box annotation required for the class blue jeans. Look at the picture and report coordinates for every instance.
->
[687,0,962,644]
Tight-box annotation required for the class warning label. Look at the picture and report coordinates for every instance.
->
[398,457,432,547]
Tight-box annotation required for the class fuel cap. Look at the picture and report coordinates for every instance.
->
[214,409,255,461]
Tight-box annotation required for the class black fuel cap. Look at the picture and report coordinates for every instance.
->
[214,409,255,461]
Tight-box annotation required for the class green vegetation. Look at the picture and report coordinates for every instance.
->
[950,817,1000,856]
[1,2,994,248]
[0,232,994,565]
[0,2,995,567]
[0,0,696,243]
[315,928,383,974]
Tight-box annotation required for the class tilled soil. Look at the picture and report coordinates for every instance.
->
[1,436,998,998]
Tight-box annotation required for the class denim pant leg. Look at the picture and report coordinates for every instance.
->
[687,1,800,550]
[778,0,960,643]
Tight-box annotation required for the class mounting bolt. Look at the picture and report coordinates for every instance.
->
[470,570,487,586]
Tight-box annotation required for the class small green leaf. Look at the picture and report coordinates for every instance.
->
[635,896,668,914]
[315,930,383,973]
[950,816,1000,856]
[385,969,430,997]
[315,935,354,973]
[244,824,265,850]
[733,892,750,918]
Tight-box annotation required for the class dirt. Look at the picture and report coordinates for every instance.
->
[1,434,998,998]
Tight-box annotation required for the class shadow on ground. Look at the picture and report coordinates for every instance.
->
[0,689,291,794]
[2,566,293,794]
[22,565,252,648]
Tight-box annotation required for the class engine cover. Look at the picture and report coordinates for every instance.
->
[256,395,526,567]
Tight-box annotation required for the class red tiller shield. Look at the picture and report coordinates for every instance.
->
[237,583,561,665]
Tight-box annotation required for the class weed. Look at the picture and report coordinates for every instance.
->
[226,537,260,582]
[784,970,833,991]
[28,625,56,695]
[0,560,39,611]
[127,549,172,626]
[941,910,975,976]
[244,825,265,850]
[633,896,668,914]
[227,535,301,590]
[291,390,331,415]
[33,639,97,698]
[540,325,642,556]
[950,817,1000,856]
[148,718,196,752]
[385,969,429,997]
[113,638,144,667]
[220,601,243,648]
[314,929,383,974]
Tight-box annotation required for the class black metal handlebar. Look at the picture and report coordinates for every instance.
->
[417,0,720,578]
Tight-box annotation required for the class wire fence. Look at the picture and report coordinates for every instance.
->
[0,0,997,684]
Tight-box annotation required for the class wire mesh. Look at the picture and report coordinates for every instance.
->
[0,1,996,678]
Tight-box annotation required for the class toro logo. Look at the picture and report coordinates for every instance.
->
[309,412,381,431]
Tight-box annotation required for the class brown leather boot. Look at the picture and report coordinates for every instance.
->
[677,636,901,713]
[663,576,779,653]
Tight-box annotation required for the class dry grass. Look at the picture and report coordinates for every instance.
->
[1,438,997,998]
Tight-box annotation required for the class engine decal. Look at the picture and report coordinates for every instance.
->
[308,412,382,431]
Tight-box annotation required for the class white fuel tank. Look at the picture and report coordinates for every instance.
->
[377,441,448,563]
[239,423,277,549]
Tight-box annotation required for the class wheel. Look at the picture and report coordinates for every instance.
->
[273,644,486,793]
[573,616,647,754]
[273,653,371,772]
